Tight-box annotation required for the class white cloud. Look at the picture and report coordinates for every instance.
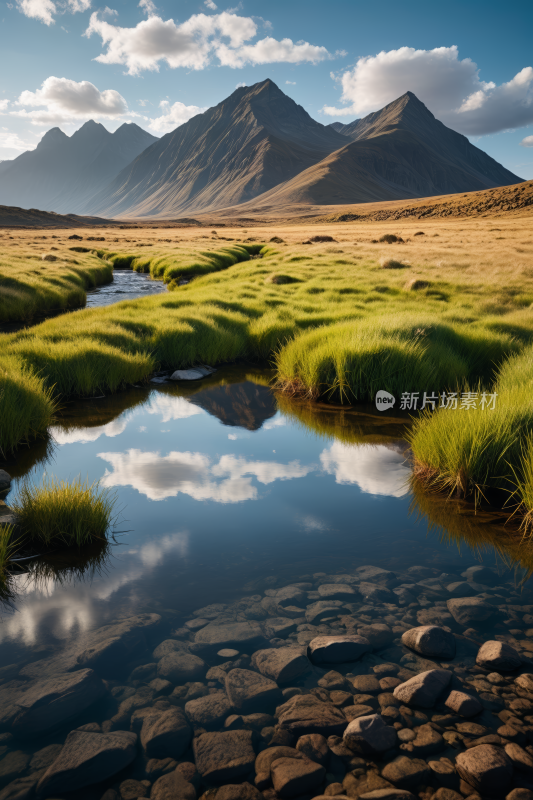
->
[0,128,36,154]
[320,442,410,498]
[322,45,533,137]
[285,80,296,85]
[204,0,217,8]
[212,454,313,485]
[15,0,90,25]
[263,415,286,430]
[146,393,205,421]
[84,10,331,75]
[51,416,128,444]
[146,99,205,133]
[13,76,128,125]
[0,100,10,112]
[521,135,533,147]
[139,0,156,16]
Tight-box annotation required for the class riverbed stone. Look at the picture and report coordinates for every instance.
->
[359,583,396,604]
[455,744,513,794]
[355,566,396,586]
[401,626,456,660]
[216,783,262,800]
[447,597,495,626]
[318,584,357,600]
[184,693,232,728]
[224,668,282,713]
[305,602,344,625]
[278,694,347,737]
[505,743,533,773]
[308,635,371,664]
[462,566,500,585]
[37,730,137,795]
[251,648,309,684]
[193,730,255,783]
[150,769,196,800]
[0,669,106,737]
[140,707,191,759]
[343,714,397,755]
[381,756,431,789]
[393,669,452,708]
[358,625,394,649]
[157,652,206,683]
[0,471,11,492]
[194,621,267,655]
[271,756,326,798]
[446,581,476,598]
[445,690,483,717]
[263,618,298,639]
[296,733,328,766]
[477,641,522,671]
[276,586,307,606]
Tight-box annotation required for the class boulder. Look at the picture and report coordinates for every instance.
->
[357,792,417,799]
[157,652,206,683]
[271,756,326,798]
[295,733,328,766]
[358,625,394,649]
[462,566,500,586]
[305,602,344,625]
[251,648,309,684]
[308,636,371,665]
[140,708,191,759]
[153,639,190,660]
[263,618,298,639]
[515,674,533,692]
[343,714,397,755]
[276,586,307,606]
[477,641,522,672]
[505,743,533,773]
[447,597,494,626]
[185,693,232,728]
[37,730,137,795]
[194,622,266,655]
[456,744,513,795]
[150,769,196,800]
[401,626,456,660]
[193,730,255,783]
[0,470,11,492]
[381,756,431,789]
[224,669,282,713]
[393,669,451,708]
[445,690,483,717]
[355,566,396,586]
[446,581,476,598]
[216,783,263,800]
[278,694,347,737]
[359,583,396,604]
[317,584,357,600]
[255,745,302,781]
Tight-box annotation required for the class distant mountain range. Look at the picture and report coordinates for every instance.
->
[0,121,158,214]
[0,80,523,218]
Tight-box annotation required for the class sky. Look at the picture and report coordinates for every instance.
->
[0,0,532,178]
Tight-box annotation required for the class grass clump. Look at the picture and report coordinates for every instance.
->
[265,273,301,285]
[381,258,408,269]
[12,475,116,548]
[0,357,57,456]
[379,234,403,243]
[0,524,19,576]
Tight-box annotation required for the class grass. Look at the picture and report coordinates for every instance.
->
[11,475,117,548]
[0,524,19,575]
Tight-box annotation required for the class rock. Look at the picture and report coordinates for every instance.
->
[153,640,190,659]
[170,369,205,380]
[343,714,396,755]
[0,669,106,738]
[251,649,309,684]
[29,744,63,773]
[255,745,301,782]
[445,690,483,717]
[504,743,533,772]
[224,669,282,713]
[401,626,456,659]
[271,756,326,798]
[515,674,533,692]
[276,586,307,606]
[305,602,344,625]
[157,652,206,683]
[393,588,416,605]
[185,693,232,728]
[150,770,196,800]
[462,565,500,585]
[381,756,431,789]
[318,584,357,600]
[263,618,297,639]
[447,597,494,626]
[357,792,417,800]
[37,730,137,795]
[216,783,263,800]
[296,733,328,766]
[506,791,533,800]
[140,708,191,759]
[355,566,396,586]
[278,694,347,737]
[0,752,30,782]
[308,636,371,665]
[358,625,394,649]
[193,730,255,783]
[456,744,513,795]
[446,581,476,598]
[0,471,11,492]
[393,669,452,708]
[194,622,266,655]
[399,723,444,756]
[218,649,239,658]
[359,583,395,604]
[477,641,522,671]
[351,675,381,695]
[119,779,148,799]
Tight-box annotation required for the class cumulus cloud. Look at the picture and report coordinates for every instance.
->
[12,76,128,125]
[84,10,331,75]
[323,45,533,137]
[138,0,156,16]
[0,100,9,112]
[521,135,533,147]
[146,99,206,133]
[204,0,217,8]
[320,442,410,498]
[0,128,37,154]
[16,0,90,25]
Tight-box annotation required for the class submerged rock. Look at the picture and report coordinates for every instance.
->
[307,635,371,664]
[446,597,495,626]
[445,690,483,717]
[401,626,456,660]
[456,744,513,795]
[393,669,452,708]
[193,730,256,783]
[224,668,282,714]
[343,714,397,754]
[271,755,326,798]
[140,707,191,759]
[194,621,266,655]
[476,641,522,672]
[277,694,347,737]
[251,648,309,684]
[157,652,206,683]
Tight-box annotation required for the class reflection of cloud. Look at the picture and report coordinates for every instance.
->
[300,514,329,532]
[320,442,410,498]
[146,394,205,423]
[264,415,287,430]
[97,449,313,502]
[137,532,189,567]
[51,416,128,444]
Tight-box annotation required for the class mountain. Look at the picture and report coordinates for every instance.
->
[188,381,277,430]
[328,120,361,138]
[237,92,523,210]
[84,79,348,218]
[0,122,158,214]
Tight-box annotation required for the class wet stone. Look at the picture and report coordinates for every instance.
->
[381,756,431,789]
[296,733,328,765]
[351,675,381,695]
[447,597,495,626]
[150,770,195,800]
[445,690,483,717]
[462,566,500,585]
[119,779,149,800]
[399,722,444,756]
[252,648,309,684]
[184,692,232,728]
[157,652,206,683]
[271,756,326,798]
[401,626,456,659]
[358,624,394,649]
[278,694,348,737]
[194,621,267,655]
[215,782,263,799]
[29,744,62,773]
[0,752,30,782]
[455,743,514,795]
[318,584,357,600]
[477,641,522,671]
[343,714,397,754]
[393,669,452,708]
[446,581,477,598]
[224,668,282,713]
[308,635,371,664]
[359,582,396,604]
[193,729,256,783]
[355,566,396,586]
[504,742,533,772]
[140,707,192,759]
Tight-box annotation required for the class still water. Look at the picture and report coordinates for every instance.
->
[85,268,167,307]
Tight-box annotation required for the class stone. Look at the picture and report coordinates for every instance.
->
[145,758,177,780]
[278,694,347,737]
[305,602,344,625]
[308,636,371,665]
[462,565,500,585]
[446,581,476,598]
[170,369,205,380]
[343,714,397,754]
[399,723,444,756]
[359,583,396,604]
[357,792,417,800]
[263,618,297,639]
[140,708,191,759]
[277,586,307,606]
[505,743,533,772]
[255,745,302,779]
[351,675,381,695]
[0,752,30,782]
[218,649,239,658]
[445,690,483,717]
[456,744,513,795]
[381,757,431,789]
[271,756,326,798]
[296,733,328,766]
[358,625,394,649]
[152,639,189,659]
[157,652,206,683]
[252,648,309,684]
[224,668,282,713]
[119,779,148,799]
[185,693,232,728]
[194,622,266,655]
[393,669,452,708]
[193,730,255,783]
[0,470,11,492]
[37,730,137,795]
[0,669,106,738]
[344,705,376,721]
[29,744,63,773]
[216,783,263,800]
[401,626,456,659]
[318,584,357,600]
[447,597,494,626]
[477,641,522,671]
[431,792,462,800]
[515,674,533,692]
[150,770,195,800]
[355,566,396,586]
[506,791,533,800]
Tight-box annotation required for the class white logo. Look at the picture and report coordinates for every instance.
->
[375,390,395,411]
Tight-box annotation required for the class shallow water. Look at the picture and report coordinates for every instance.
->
[85,268,167,307]
[1,369,532,798]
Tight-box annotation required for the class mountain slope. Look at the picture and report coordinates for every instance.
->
[0,122,158,214]
[238,92,523,210]
[84,79,348,218]
[328,120,361,138]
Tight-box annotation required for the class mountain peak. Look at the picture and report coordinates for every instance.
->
[37,127,69,149]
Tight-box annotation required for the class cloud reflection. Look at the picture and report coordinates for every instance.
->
[320,442,410,498]
[146,394,205,423]
[51,416,129,445]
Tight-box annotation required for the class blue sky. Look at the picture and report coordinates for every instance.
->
[1,0,532,178]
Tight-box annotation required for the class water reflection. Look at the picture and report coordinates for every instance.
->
[320,441,410,498]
